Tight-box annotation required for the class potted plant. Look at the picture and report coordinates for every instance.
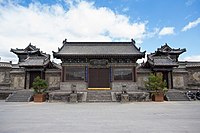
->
[32,76,48,102]
[145,73,168,102]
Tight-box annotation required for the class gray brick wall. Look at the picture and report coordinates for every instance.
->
[60,82,87,92]
[111,82,138,91]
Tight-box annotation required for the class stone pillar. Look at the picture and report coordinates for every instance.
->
[69,93,78,103]
[133,66,136,82]
[70,84,77,103]
[168,72,172,89]
[121,93,129,102]
[4,71,10,83]
[24,71,27,89]
[26,72,30,89]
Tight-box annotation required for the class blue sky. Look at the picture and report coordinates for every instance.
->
[0,0,200,62]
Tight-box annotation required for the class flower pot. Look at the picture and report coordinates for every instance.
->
[152,93,164,102]
[34,94,46,102]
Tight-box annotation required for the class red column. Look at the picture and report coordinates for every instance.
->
[24,71,27,89]
[61,66,65,82]
[133,66,137,82]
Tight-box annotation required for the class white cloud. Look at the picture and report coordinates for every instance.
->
[185,0,196,6]
[158,27,175,36]
[122,7,129,12]
[145,28,160,38]
[0,1,147,63]
[182,17,200,32]
[182,55,200,61]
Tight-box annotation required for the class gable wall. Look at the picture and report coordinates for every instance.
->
[45,69,61,90]
[10,70,25,89]
[0,68,11,89]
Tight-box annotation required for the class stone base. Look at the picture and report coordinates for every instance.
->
[129,92,149,102]
[48,92,84,102]
[115,92,149,102]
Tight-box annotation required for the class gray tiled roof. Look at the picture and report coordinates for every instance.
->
[10,49,39,54]
[148,56,178,67]
[10,43,40,55]
[0,62,12,68]
[51,62,62,69]
[185,62,200,68]
[157,44,186,55]
[53,41,145,57]
[178,61,200,68]
[173,68,188,73]
[19,57,49,67]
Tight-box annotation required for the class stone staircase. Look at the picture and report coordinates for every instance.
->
[86,91,112,102]
[166,90,190,101]
[6,90,34,102]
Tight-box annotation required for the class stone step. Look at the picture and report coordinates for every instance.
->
[86,91,112,102]
[87,100,112,102]
[166,91,190,101]
[6,90,34,102]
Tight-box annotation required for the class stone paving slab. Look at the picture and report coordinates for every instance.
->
[0,101,200,133]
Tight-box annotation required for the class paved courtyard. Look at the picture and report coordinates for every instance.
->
[0,101,200,133]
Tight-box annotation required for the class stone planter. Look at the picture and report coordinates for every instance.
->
[34,94,46,102]
[152,92,164,102]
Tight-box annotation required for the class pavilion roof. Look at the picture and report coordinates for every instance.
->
[157,43,186,55]
[53,39,145,58]
[147,54,178,67]
[10,43,40,55]
[19,56,49,67]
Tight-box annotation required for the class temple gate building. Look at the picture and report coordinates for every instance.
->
[53,39,145,91]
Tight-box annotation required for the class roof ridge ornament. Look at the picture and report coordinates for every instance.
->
[131,39,135,45]
[63,38,67,44]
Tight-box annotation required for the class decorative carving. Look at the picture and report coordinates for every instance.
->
[90,59,108,66]
[192,72,200,81]
[62,58,87,63]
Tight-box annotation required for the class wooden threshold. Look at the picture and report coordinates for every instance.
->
[87,88,111,90]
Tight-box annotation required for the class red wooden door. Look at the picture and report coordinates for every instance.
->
[88,68,109,88]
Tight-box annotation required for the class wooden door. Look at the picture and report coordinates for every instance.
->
[162,72,169,88]
[88,68,109,88]
[29,71,43,89]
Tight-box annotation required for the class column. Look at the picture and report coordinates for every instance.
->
[168,71,173,89]
[61,66,65,82]
[133,66,137,82]
[24,71,27,89]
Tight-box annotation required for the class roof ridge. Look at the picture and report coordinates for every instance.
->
[64,42,132,46]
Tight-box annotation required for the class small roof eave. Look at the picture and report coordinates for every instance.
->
[53,53,145,59]
[153,64,178,67]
